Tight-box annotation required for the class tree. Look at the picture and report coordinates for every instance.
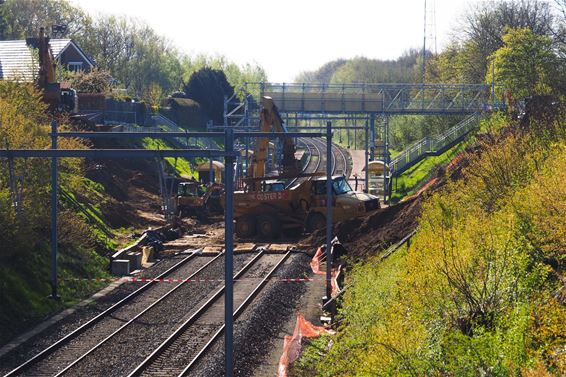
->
[295,59,347,83]
[65,68,113,94]
[1,0,90,39]
[487,28,561,99]
[76,15,183,97]
[183,68,234,125]
[327,53,419,85]
[555,0,566,60]
[0,3,9,39]
[461,0,556,83]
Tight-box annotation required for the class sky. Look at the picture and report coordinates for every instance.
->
[71,0,479,82]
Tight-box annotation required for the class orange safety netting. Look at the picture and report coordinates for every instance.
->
[310,246,341,296]
[277,313,333,377]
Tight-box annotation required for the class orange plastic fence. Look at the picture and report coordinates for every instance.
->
[277,313,332,377]
[310,246,341,296]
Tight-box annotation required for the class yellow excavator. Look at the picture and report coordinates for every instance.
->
[176,181,224,219]
[246,96,300,190]
[233,96,380,239]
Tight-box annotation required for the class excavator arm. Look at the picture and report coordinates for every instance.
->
[247,96,300,190]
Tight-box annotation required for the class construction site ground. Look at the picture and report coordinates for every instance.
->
[0,137,456,375]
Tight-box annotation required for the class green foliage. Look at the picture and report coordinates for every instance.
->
[330,54,418,84]
[141,138,197,178]
[390,114,466,150]
[296,51,421,85]
[460,0,556,84]
[0,81,123,343]
[180,55,267,98]
[1,0,90,40]
[488,28,562,99]
[182,68,234,125]
[295,59,347,83]
[294,112,566,376]
[1,1,267,102]
[0,3,9,39]
[391,140,467,202]
[63,68,114,94]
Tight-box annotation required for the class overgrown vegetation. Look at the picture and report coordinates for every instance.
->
[292,102,566,376]
[0,82,115,343]
[290,1,566,374]
[141,138,198,178]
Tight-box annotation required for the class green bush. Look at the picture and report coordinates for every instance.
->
[293,112,566,376]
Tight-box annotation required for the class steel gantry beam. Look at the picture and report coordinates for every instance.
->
[0,123,330,377]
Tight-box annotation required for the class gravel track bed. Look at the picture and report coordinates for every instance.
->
[58,254,254,377]
[138,253,288,376]
[185,252,313,377]
[0,253,199,376]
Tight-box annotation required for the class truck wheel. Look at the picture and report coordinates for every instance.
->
[257,215,281,239]
[236,216,256,238]
[306,213,326,233]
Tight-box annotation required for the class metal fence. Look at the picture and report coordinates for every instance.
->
[390,113,479,175]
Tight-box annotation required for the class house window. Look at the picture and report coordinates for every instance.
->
[68,62,83,72]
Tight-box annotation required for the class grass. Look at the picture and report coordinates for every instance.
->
[141,138,197,178]
[290,245,408,377]
[390,139,469,202]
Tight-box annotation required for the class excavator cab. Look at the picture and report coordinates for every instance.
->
[262,180,286,192]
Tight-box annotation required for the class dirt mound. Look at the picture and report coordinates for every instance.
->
[84,138,164,229]
[307,194,423,261]
[306,142,481,262]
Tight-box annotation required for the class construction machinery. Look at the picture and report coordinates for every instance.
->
[232,96,380,238]
[247,96,300,189]
[36,27,77,112]
[234,175,379,238]
[176,181,224,218]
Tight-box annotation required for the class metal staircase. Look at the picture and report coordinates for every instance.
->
[151,113,220,150]
[390,113,479,176]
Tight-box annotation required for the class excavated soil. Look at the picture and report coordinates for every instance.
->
[85,138,165,229]
[306,144,475,262]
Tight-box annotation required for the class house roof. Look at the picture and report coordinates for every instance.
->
[0,39,95,81]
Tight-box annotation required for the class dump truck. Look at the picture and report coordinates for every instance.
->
[227,96,381,238]
[234,174,379,238]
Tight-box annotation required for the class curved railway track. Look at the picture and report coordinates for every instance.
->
[286,138,321,188]
[288,137,350,189]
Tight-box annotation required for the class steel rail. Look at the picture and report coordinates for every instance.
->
[286,138,318,188]
[333,144,349,177]
[4,251,200,377]
[180,250,293,376]
[312,138,336,176]
[52,252,230,377]
[126,249,270,377]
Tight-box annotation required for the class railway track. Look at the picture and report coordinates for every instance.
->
[286,138,321,188]
[4,251,206,377]
[306,137,350,177]
[4,251,260,377]
[287,136,350,188]
[129,250,292,377]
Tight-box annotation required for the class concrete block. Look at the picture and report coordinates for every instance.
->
[141,246,154,264]
[126,252,142,270]
[111,259,130,276]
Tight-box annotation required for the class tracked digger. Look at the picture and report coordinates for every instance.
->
[232,96,380,239]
